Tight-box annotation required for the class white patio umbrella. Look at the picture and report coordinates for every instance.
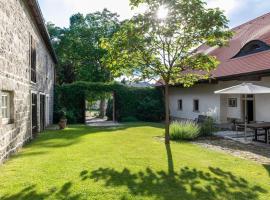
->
[215,83,270,140]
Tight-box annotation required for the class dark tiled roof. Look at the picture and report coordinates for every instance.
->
[26,0,58,63]
[196,12,270,78]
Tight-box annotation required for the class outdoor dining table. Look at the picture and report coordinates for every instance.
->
[246,122,270,144]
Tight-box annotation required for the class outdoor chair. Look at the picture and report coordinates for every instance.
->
[235,120,253,136]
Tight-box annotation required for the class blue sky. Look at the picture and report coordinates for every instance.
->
[38,0,270,28]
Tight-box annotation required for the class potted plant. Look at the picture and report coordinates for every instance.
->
[58,110,67,129]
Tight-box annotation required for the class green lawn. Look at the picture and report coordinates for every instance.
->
[0,123,269,200]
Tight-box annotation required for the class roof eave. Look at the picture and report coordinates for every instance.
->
[214,69,270,81]
[26,0,58,64]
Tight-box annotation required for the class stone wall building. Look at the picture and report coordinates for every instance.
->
[0,0,57,163]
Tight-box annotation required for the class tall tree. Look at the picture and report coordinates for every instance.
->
[102,0,232,143]
[47,9,120,84]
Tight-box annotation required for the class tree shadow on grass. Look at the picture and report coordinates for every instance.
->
[80,143,268,200]
[263,164,270,176]
[0,181,81,200]
[81,166,267,200]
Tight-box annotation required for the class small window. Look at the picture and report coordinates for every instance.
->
[30,35,37,83]
[1,92,11,124]
[228,98,237,107]
[178,100,183,110]
[233,40,270,58]
[46,55,49,80]
[193,99,199,112]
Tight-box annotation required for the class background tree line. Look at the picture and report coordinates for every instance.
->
[47,9,120,85]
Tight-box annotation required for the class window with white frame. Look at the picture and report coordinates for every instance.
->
[1,92,11,124]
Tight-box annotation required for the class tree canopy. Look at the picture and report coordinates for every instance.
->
[47,9,120,84]
[101,0,233,143]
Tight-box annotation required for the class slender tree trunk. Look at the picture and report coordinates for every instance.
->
[112,92,116,122]
[99,98,106,118]
[165,83,170,144]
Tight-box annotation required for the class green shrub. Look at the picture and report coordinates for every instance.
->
[53,109,67,123]
[200,117,217,136]
[121,116,139,122]
[136,97,164,122]
[66,110,77,124]
[170,121,200,141]
[106,86,164,122]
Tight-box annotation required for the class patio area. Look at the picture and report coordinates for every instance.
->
[215,121,270,144]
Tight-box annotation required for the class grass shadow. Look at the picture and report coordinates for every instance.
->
[80,142,267,200]
[12,151,48,159]
[263,164,270,176]
[0,182,81,200]
[165,143,174,177]
[82,166,267,200]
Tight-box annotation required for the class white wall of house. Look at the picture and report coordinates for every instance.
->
[169,77,270,123]
[226,94,241,119]
[254,76,270,122]
[169,83,221,122]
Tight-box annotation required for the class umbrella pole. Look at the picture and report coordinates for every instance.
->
[244,94,247,141]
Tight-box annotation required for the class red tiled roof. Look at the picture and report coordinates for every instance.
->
[197,12,270,78]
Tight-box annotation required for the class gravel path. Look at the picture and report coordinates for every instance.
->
[193,137,270,164]
[86,117,122,127]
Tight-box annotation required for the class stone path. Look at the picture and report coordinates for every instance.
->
[193,137,270,164]
[85,117,122,127]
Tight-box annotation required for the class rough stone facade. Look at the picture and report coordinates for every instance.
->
[0,0,56,163]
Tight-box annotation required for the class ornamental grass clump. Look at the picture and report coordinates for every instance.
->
[170,121,201,141]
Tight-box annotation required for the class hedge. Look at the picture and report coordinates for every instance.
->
[54,81,164,123]
[107,86,165,122]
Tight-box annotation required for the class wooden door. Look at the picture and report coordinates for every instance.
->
[32,93,38,137]
[40,94,46,131]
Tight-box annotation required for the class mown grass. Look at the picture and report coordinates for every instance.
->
[0,123,269,200]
